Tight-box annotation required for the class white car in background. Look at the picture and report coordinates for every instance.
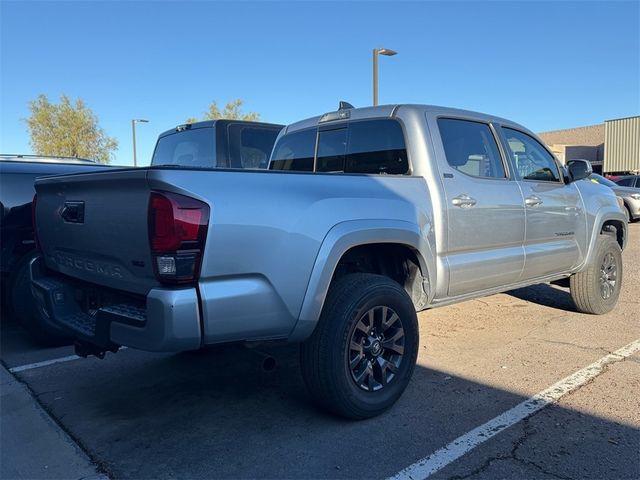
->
[586,172,640,222]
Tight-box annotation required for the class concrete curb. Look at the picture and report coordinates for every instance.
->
[0,365,108,480]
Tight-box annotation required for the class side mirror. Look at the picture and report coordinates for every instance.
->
[566,159,593,183]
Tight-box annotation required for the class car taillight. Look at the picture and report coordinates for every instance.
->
[32,193,41,251]
[148,191,209,284]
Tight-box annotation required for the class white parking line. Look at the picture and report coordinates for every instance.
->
[8,347,128,373]
[9,354,81,373]
[390,339,640,480]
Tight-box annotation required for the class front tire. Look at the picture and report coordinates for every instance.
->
[570,234,623,315]
[300,273,419,420]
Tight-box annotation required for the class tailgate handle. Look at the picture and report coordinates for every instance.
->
[60,201,85,224]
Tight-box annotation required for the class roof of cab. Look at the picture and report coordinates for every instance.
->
[283,104,531,136]
[157,119,284,139]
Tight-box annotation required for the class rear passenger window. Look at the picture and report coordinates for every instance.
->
[438,118,506,179]
[269,128,316,172]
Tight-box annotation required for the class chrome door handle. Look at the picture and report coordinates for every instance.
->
[525,195,543,207]
[452,194,477,208]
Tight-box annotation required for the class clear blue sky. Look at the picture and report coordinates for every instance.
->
[1,1,638,166]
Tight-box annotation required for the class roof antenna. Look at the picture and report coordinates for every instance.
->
[339,101,354,110]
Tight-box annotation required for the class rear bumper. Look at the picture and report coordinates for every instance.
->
[30,256,201,352]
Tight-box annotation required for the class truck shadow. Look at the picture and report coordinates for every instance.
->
[0,307,73,365]
[506,283,578,312]
[12,342,639,480]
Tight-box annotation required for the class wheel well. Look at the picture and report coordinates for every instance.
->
[332,243,427,309]
[602,220,625,249]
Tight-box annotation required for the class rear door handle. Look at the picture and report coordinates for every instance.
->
[525,195,543,207]
[452,194,477,208]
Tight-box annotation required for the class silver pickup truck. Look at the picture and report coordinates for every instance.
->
[31,104,627,419]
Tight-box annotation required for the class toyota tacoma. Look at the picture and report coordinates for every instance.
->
[30,104,627,418]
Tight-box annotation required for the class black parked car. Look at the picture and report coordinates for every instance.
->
[1,155,110,344]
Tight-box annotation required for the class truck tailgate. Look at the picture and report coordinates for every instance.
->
[34,169,158,295]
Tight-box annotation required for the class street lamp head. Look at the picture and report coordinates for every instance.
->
[133,119,149,123]
[372,47,397,106]
[377,48,397,56]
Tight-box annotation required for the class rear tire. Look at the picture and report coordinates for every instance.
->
[9,251,72,346]
[300,273,419,420]
[570,234,622,315]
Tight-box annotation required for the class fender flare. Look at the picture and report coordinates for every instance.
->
[288,219,434,342]
[575,206,627,273]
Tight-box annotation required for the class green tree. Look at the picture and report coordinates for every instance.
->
[186,98,260,123]
[25,94,118,164]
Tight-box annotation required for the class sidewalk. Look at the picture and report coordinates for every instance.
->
[0,365,107,480]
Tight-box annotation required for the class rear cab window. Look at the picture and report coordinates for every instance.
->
[227,124,281,169]
[152,123,281,169]
[345,120,408,174]
[316,127,347,172]
[269,119,409,174]
[269,128,316,172]
[151,128,216,168]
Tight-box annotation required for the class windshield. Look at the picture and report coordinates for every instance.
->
[589,174,618,188]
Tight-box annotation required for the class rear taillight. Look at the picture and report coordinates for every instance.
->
[148,191,209,284]
[32,193,41,251]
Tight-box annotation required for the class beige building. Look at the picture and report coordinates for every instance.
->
[538,116,639,174]
[538,124,604,171]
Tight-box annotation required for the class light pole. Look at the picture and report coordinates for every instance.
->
[131,118,149,167]
[372,47,397,106]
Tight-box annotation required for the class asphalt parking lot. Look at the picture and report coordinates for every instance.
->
[1,224,639,480]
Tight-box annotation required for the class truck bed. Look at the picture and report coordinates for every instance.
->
[34,166,432,345]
